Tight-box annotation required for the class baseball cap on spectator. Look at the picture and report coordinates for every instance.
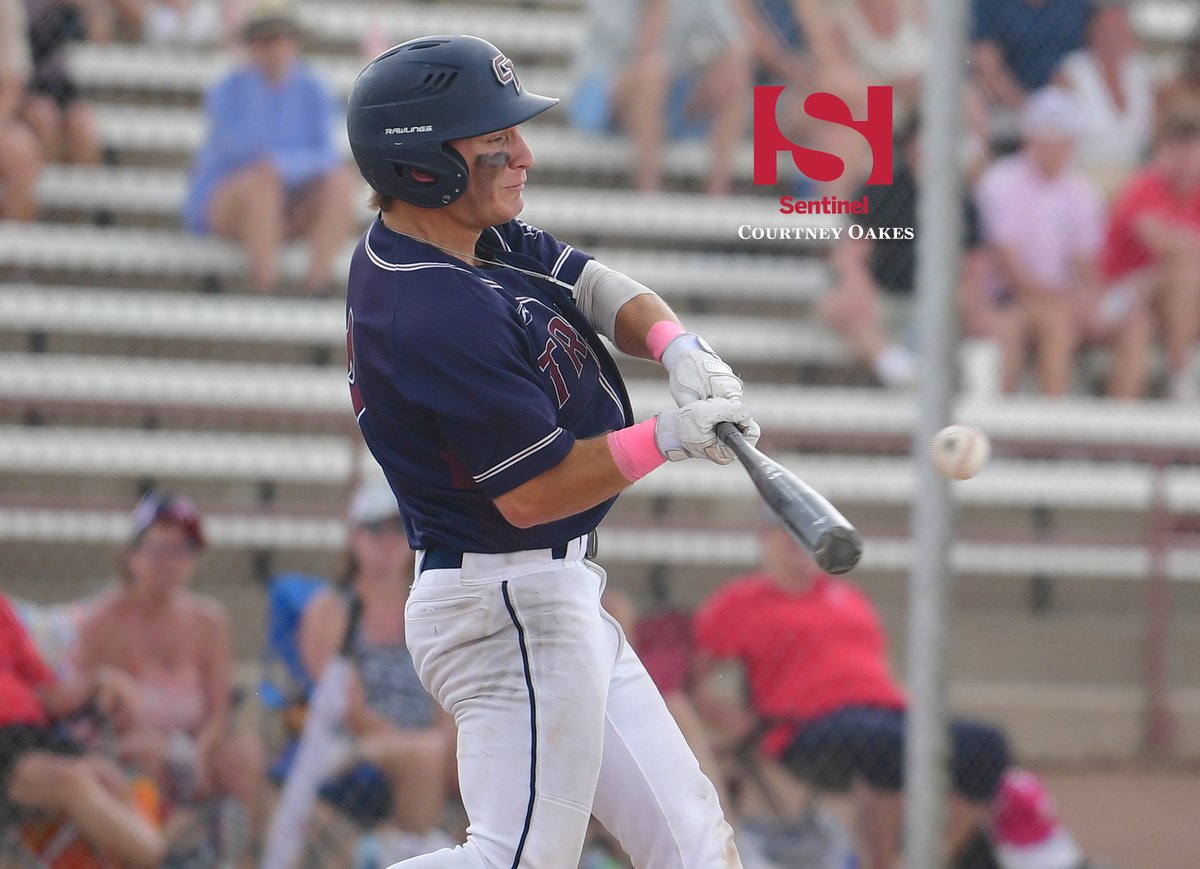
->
[348,480,402,527]
[990,769,1084,869]
[242,0,300,41]
[130,491,206,550]
[1021,87,1085,142]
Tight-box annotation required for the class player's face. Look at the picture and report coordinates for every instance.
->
[447,126,534,227]
[127,522,199,599]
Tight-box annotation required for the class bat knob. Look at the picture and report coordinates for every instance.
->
[816,527,863,575]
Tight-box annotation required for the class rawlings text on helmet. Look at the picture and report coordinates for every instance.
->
[492,53,521,94]
[385,125,433,134]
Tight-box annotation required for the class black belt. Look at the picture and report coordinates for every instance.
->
[420,530,597,574]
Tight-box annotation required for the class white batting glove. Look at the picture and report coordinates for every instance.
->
[662,333,744,407]
[654,398,761,465]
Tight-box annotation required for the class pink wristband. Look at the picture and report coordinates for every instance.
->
[607,419,666,482]
[646,320,686,363]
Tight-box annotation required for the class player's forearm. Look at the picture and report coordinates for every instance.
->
[493,436,639,528]
[612,292,679,360]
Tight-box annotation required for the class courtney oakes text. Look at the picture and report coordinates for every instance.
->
[738,225,915,240]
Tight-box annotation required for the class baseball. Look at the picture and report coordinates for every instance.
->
[930,424,991,480]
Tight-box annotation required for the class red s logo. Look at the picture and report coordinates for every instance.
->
[753,86,894,186]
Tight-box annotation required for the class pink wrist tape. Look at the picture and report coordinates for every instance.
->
[646,320,686,363]
[607,419,665,482]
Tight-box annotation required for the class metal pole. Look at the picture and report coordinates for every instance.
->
[904,0,968,866]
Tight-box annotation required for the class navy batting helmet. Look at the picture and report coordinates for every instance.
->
[347,35,558,208]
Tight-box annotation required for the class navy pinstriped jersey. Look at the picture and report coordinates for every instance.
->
[346,216,634,553]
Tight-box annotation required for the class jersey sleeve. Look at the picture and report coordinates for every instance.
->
[395,273,576,499]
[489,220,594,286]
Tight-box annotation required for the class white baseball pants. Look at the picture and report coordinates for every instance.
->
[390,535,741,869]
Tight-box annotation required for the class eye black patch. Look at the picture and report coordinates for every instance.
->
[474,151,510,169]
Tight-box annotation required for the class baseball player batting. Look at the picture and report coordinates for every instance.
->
[345,35,758,869]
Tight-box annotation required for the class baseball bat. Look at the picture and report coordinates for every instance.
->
[715,422,863,575]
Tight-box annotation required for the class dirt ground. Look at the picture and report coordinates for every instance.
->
[1036,765,1200,869]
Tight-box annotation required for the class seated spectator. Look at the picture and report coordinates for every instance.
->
[971,0,1089,142]
[1,0,43,220]
[738,0,884,197]
[20,0,102,165]
[976,87,1151,397]
[74,492,264,857]
[822,115,1011,388]
[298,482,456,862]
[1101,109,1200,399]
[182,0,356,293]
[569,0,751,195]
[0,592,165,868]
[827,0,927,121]
[689,518,1011,869]
[737,0,833,87]
[1054,0,1156,197]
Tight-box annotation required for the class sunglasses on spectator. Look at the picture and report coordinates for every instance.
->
[359,517,406,536]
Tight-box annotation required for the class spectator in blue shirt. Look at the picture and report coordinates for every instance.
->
[181,1,355,294]
[972,0,1089,142]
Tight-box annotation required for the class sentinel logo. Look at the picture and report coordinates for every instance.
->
[753,86,894,187]
[385,125,433,134]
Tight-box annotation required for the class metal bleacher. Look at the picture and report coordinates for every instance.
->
[3,0,1200,760]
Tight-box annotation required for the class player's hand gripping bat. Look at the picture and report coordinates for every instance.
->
[715,422,863,574]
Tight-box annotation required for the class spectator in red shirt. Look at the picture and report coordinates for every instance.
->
[0,593,165,867]
[1101,109,1200,399]
[690,520,1009,869]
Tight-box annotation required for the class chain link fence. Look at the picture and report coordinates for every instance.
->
[2,0,1199,866]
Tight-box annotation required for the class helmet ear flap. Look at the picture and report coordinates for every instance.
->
[384,144,470,208]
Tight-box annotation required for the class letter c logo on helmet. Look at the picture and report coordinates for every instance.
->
[346,35,558,209]
[491,53,520,93]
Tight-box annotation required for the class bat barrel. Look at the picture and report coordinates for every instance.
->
[715,422,863,575]
[814,526,864,575]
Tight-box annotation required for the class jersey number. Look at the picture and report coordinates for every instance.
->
[536,316,590,408]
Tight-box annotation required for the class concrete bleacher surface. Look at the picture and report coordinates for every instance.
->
[3,0,1200,768]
